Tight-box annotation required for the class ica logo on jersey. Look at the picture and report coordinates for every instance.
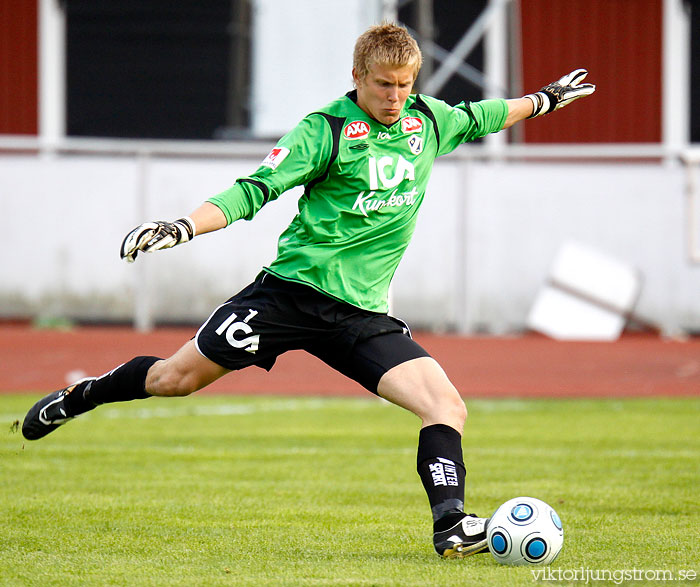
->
[344,121,370,140]
[368,155,415,190]
[352,155,418,217]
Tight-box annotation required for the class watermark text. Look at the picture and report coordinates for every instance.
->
[532,567,697,584]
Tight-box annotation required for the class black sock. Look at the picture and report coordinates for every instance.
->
[63,356,161,416]
[416,424,467,531]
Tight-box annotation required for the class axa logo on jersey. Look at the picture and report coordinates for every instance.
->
[344,121,370,140]
[345,117,422,140]
[401,117,422,134]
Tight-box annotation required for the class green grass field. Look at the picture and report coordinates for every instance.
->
[1,395,698,586]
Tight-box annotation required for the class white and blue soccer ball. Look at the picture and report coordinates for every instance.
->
[486,496,564,566]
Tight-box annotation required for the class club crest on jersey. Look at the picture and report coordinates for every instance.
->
[408,135,423,155]
[261,147,290,170]
[344,120,370,140]
[401,117,422,134]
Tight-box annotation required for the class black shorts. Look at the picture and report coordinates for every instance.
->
[195,272,431,393]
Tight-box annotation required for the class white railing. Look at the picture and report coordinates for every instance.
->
[0,134,687,161]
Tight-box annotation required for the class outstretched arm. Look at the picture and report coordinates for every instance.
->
[188,201,227,235]
[502,69,595,129]
[503,97,536,129]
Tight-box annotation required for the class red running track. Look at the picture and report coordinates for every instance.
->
[0,325,698,398]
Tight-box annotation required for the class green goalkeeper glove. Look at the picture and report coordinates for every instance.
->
[120,217,196,263]
[525,69,595,118]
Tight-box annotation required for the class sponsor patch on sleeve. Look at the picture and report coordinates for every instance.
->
[261,147,290,169]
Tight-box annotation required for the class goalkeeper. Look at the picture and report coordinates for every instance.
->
[23,23,594,558]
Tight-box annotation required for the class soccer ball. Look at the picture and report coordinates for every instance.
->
[486,497,564,566]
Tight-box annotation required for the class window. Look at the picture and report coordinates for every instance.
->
[66,0,251,139]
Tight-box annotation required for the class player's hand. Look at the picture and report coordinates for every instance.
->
[120,217,196,263]
[526,69,595,118]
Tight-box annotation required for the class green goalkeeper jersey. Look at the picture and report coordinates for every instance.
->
[209,92,508,313]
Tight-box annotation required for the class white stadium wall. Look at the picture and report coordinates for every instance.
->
[1,149,698,335]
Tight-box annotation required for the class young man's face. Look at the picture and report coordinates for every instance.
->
[353,62,416,125]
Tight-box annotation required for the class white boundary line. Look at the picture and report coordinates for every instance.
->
[97,397,381,420]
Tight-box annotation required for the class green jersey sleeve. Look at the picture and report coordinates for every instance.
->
[420,95,508,157]
[208,113,333,224]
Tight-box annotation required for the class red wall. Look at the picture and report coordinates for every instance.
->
[0,2,665,141]
[519,0,662,143]
[0,0,38,134]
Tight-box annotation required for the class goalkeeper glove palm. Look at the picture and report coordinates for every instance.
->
[526,69,595,118]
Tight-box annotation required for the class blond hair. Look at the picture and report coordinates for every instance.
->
[353,23,423,81]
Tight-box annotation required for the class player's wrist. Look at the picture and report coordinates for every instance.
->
[174,217,196,243]
[524,92,553,119]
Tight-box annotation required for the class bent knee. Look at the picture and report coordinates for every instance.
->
[445,392,468,425]
[422,387,467,432]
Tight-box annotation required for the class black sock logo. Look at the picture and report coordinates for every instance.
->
[429,457,459,487]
